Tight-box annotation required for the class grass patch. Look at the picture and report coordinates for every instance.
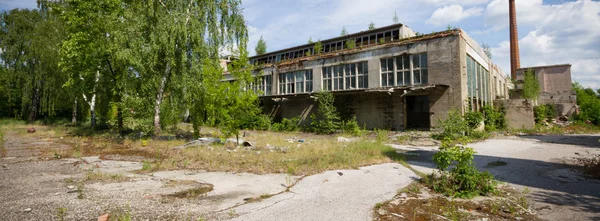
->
[85,172,130,183]
[0,121,405,176]
[0,129,5,158]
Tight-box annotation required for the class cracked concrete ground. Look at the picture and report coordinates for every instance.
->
[2,129,600,221]
[394,135,600,221]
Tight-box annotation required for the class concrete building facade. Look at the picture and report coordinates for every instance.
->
[515,64,577,116]
[241,24,511,130]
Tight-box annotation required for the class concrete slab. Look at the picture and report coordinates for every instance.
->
[226,163,417,221]
[395,135,600,221]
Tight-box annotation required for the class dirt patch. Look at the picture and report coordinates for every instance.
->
[375,184,540,221]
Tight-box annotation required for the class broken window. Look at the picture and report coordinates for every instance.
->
[279,70,312,95]
[333,65,343,90]
[357,61,369,88]
[412,53,428,85]
[253,75,272,96]
[322,66,333,91]
[396,54,410,86]
[345,63,357,89]
[380,58,394,87]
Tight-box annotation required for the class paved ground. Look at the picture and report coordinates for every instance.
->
[394,134,600,221]
[1,129,600,220]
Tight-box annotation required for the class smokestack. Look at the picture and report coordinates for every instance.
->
[509,0,520,80]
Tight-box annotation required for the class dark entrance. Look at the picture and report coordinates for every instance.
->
[406,96,430,129]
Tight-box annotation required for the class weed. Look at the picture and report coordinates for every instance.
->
[375,202,384,209]
[375,129,388,143]
[141,160,152,171]
[76,183,84,199]
[56,207,67,221]
[85,172,129,183]
[271,117,300,132]
[0,130,5,158]
[111,207,133,221]
[54,152,62,159]
[426,139,497,198]
[341,117,362,137]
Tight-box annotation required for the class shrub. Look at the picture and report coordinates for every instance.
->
[573,83,600,125]
[241,114,271,130]
[437,109,468,140]
[483,105,507,131]
[309,92,341,134]
[533,104,554,124]
[426,140,497,198]
[341,117,362,136]
[272,117,300,132]
[375,128,388,143]
[464,111,483,131]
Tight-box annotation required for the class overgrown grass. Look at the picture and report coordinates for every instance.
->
[1,120,404,176]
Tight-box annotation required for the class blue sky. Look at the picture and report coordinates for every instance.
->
[2,0,599,89]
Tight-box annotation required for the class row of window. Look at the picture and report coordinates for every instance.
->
[278,70,313,95]
[251,29,404,65]
[322,61,369,91]
[258,53,428,96]
[380,53,428,87]
[466,55,490,103]
[252,75,272,96]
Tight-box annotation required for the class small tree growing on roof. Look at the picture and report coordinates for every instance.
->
[314,40,323,55]
[368,22,376,30]
[340,26,348,36]
[255,36,267,55]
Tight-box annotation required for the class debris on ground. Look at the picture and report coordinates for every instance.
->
[27,128,36,133]
[337,137,356,142]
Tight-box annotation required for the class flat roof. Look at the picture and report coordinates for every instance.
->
[249,23,409,59]
[517,64,571,70]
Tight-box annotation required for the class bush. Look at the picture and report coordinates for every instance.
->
[309,92,341,134]
[272,117,300,132]
[483,105,507,131]
[241,114,271,130]
[533,104,554,124]
[573,83,600,125]
[341,117,362,136]
[426,140,497,198]
[464,111,483,131]
[437,109,468,140]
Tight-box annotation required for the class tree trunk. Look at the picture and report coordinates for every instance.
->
[117,105,123,132]
[153,64,171,135]
[83,70,100,128]
[28,86,40,124]
[71,98,77,124]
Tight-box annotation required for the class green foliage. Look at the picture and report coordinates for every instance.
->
[463,111,483,132]
[483,105,507,131]
[437,109,469,140]
[307,37,313,44]
[368,22,376,30]
[272,117,300,132]
[345,39,356,49]
[314,40,323,55]
[533,104,555,124]
[573,82,600,125]
[375,129,389,143]
[255,36,267,55]
[310,92,341,134]
[341,117,362,136]
[446,25,457,30]
[427,140,497,198]
[522,69,540,100]
[340,26,348,36]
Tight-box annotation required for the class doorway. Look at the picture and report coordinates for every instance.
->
[406,96,430,129]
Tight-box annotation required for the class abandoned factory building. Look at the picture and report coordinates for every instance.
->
[241,24,512,130]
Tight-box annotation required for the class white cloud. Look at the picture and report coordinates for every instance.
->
[426,5,483,26]
[490,0,600,89]
[423,0,490,6]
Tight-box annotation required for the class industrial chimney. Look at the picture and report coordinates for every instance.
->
[509,0,520,80]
